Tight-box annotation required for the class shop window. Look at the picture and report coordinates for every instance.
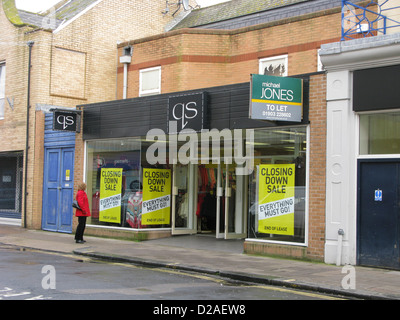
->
[259,55,288,77]
[86,138,171,229]
[247,127,307,244]
[0,153,23,213]
[0,63,5,120]
[360,112,400,155]
[139,66,161,97]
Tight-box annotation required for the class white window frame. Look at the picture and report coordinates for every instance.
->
[139,66,161,97]
[259,54,288,77]
[0,62,6,120]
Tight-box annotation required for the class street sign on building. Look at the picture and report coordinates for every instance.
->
[167,92,207,134]
[52,109,81,133]
[250,74,303,122]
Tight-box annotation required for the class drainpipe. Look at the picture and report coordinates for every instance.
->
[120,46,132,99]
[336,228,345,266]
[123,63,128,99]
[24,41,34,228]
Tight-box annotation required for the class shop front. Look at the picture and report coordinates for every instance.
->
[321,33,400,268]
[80,76,311,256]
[355,65,400,269]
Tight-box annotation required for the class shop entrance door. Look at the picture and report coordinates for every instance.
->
[217,163,247,239]
[172,162,247,239]
[171,164,197,235]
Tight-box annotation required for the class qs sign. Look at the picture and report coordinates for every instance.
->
[52,110,81,133]
[168,92,207,134]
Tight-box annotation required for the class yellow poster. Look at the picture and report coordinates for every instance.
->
[142,168,171,225]
[99,168,123,224]
[258,164,295,235]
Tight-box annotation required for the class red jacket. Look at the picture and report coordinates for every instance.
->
[75,190,91,217]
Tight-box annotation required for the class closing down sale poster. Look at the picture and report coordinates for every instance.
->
[142,168,171,225]
[99,168,123,224]
[258,164,295,235]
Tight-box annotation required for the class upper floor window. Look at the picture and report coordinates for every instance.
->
[139,66,161,97]
[0,63,5,120]
[259,55,288,77]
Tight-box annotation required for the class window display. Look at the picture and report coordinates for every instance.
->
[247,127,307,244]
[85,126,308,240]
[86,138,171,229]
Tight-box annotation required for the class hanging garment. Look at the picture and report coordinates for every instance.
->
[209,168,216,189]
[196,193,205,217]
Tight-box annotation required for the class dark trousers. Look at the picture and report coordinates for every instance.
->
[75,216,87,241]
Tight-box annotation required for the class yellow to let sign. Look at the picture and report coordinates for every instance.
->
[258,164,295,235]
[99,168,123,224]
[142,168,171,226]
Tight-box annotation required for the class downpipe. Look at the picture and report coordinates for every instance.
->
[123,63,128,99]
[24,41,34,228]
[336,228,345,266]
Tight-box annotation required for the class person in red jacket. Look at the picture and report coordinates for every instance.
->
[74,182,91,243]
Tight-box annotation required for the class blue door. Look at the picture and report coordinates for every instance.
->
[357,160,400,269]
[42,147,75,233]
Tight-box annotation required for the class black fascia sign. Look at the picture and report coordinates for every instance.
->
[52,110,81,133]
[168,92,207,134]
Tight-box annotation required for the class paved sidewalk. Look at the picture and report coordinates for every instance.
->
[0,224,399,300]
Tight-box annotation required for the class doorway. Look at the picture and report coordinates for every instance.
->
[171,162,247,239]
[42,147,75,233]
[357,159,400,269]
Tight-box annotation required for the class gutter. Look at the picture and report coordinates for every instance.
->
[24,41,34,228]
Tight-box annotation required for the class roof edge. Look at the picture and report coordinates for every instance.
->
[118,5,342,48]
[53,0,104,34]
[2,0,25,26]
[173,0,309,30]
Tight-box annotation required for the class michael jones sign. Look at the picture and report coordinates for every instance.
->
[250,74,303,122]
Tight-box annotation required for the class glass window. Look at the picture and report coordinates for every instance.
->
[139,66,161,97]
[247,127,307,244]
[86,139,142,228]
[259,55,288,77]
[0,63,6,119]
[360,112,400,155]
[86,138,172,229]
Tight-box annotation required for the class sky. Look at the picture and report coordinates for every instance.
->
[15,0,231,13]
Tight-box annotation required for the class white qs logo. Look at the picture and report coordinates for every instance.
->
[57,115,75,130]
[171,101,198,130]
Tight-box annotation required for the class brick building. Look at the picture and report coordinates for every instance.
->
[0,0,182,230]
[321,0,400,268]
[77,0,368,262]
